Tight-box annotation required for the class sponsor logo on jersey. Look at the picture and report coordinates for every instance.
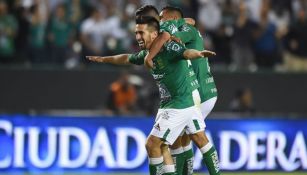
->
[152,73,165,80]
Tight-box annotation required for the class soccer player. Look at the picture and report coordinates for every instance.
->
[142,6,221,175]
[87,16,216,175]
[134,5,220,175]
[134,5,197,174]
[134,5,201,174]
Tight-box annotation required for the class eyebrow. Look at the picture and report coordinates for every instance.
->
[135,31,144,34]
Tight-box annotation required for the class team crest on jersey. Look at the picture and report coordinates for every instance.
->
[171,43,181,51]
[152,73,165,80]
[167,42,181,52]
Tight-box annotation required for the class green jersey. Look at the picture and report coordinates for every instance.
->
[129,41,199,109]
[160,19,199,91]
[160,18,185,35]
[174,23,217,102]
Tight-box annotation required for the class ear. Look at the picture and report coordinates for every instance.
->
[155,31,159,36]
[152,31,158,38]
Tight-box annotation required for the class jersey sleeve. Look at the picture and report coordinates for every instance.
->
[165,41,186,60]
[173,24,195,43]
[128,50,147,65]
[160,20,179,35]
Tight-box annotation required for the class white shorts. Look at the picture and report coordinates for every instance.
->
[150,105,205,145]
[181,96,217,135]
[200,96,217,120]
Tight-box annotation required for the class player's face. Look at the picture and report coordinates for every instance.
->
[135,24,157,50]
[159,10,173,22]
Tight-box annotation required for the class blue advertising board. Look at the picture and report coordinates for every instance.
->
[0,115,306,173]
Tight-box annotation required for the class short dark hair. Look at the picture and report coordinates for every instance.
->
[135,5,159,20]
[135,16,160,32]
[161,6,183,18]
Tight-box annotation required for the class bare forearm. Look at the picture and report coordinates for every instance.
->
[147,32,171,60]
[87,54,131,65]
[183,49,216,59]
[183,49,202,60]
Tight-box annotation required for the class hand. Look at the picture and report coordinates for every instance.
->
[144,56,154,69]
[200,50,216,57]
[86,56,104,62]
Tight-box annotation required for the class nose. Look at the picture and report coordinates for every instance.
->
[136,33,141,40]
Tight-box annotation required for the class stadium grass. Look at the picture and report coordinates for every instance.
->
[90,173,306,175]
[108,173,307,175]
[10,173,306,175]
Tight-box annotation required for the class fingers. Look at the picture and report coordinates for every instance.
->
[86,56,94,60]
[207,51,216,56]
[86,56,98,61]
[201,50,216,57]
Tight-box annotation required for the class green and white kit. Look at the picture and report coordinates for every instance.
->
[128,41,204,144]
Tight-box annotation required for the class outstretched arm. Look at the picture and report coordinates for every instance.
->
[183,49,216,60]
[86,54,131,65]
[144,31,171,68]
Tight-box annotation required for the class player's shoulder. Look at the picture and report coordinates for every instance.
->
[160,20,179,34]
[180,23,196,32]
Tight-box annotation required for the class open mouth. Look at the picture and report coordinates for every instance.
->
[138,40,145,47]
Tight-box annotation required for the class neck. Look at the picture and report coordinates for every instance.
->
[147,43,153,50]
[146,38,156,50]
